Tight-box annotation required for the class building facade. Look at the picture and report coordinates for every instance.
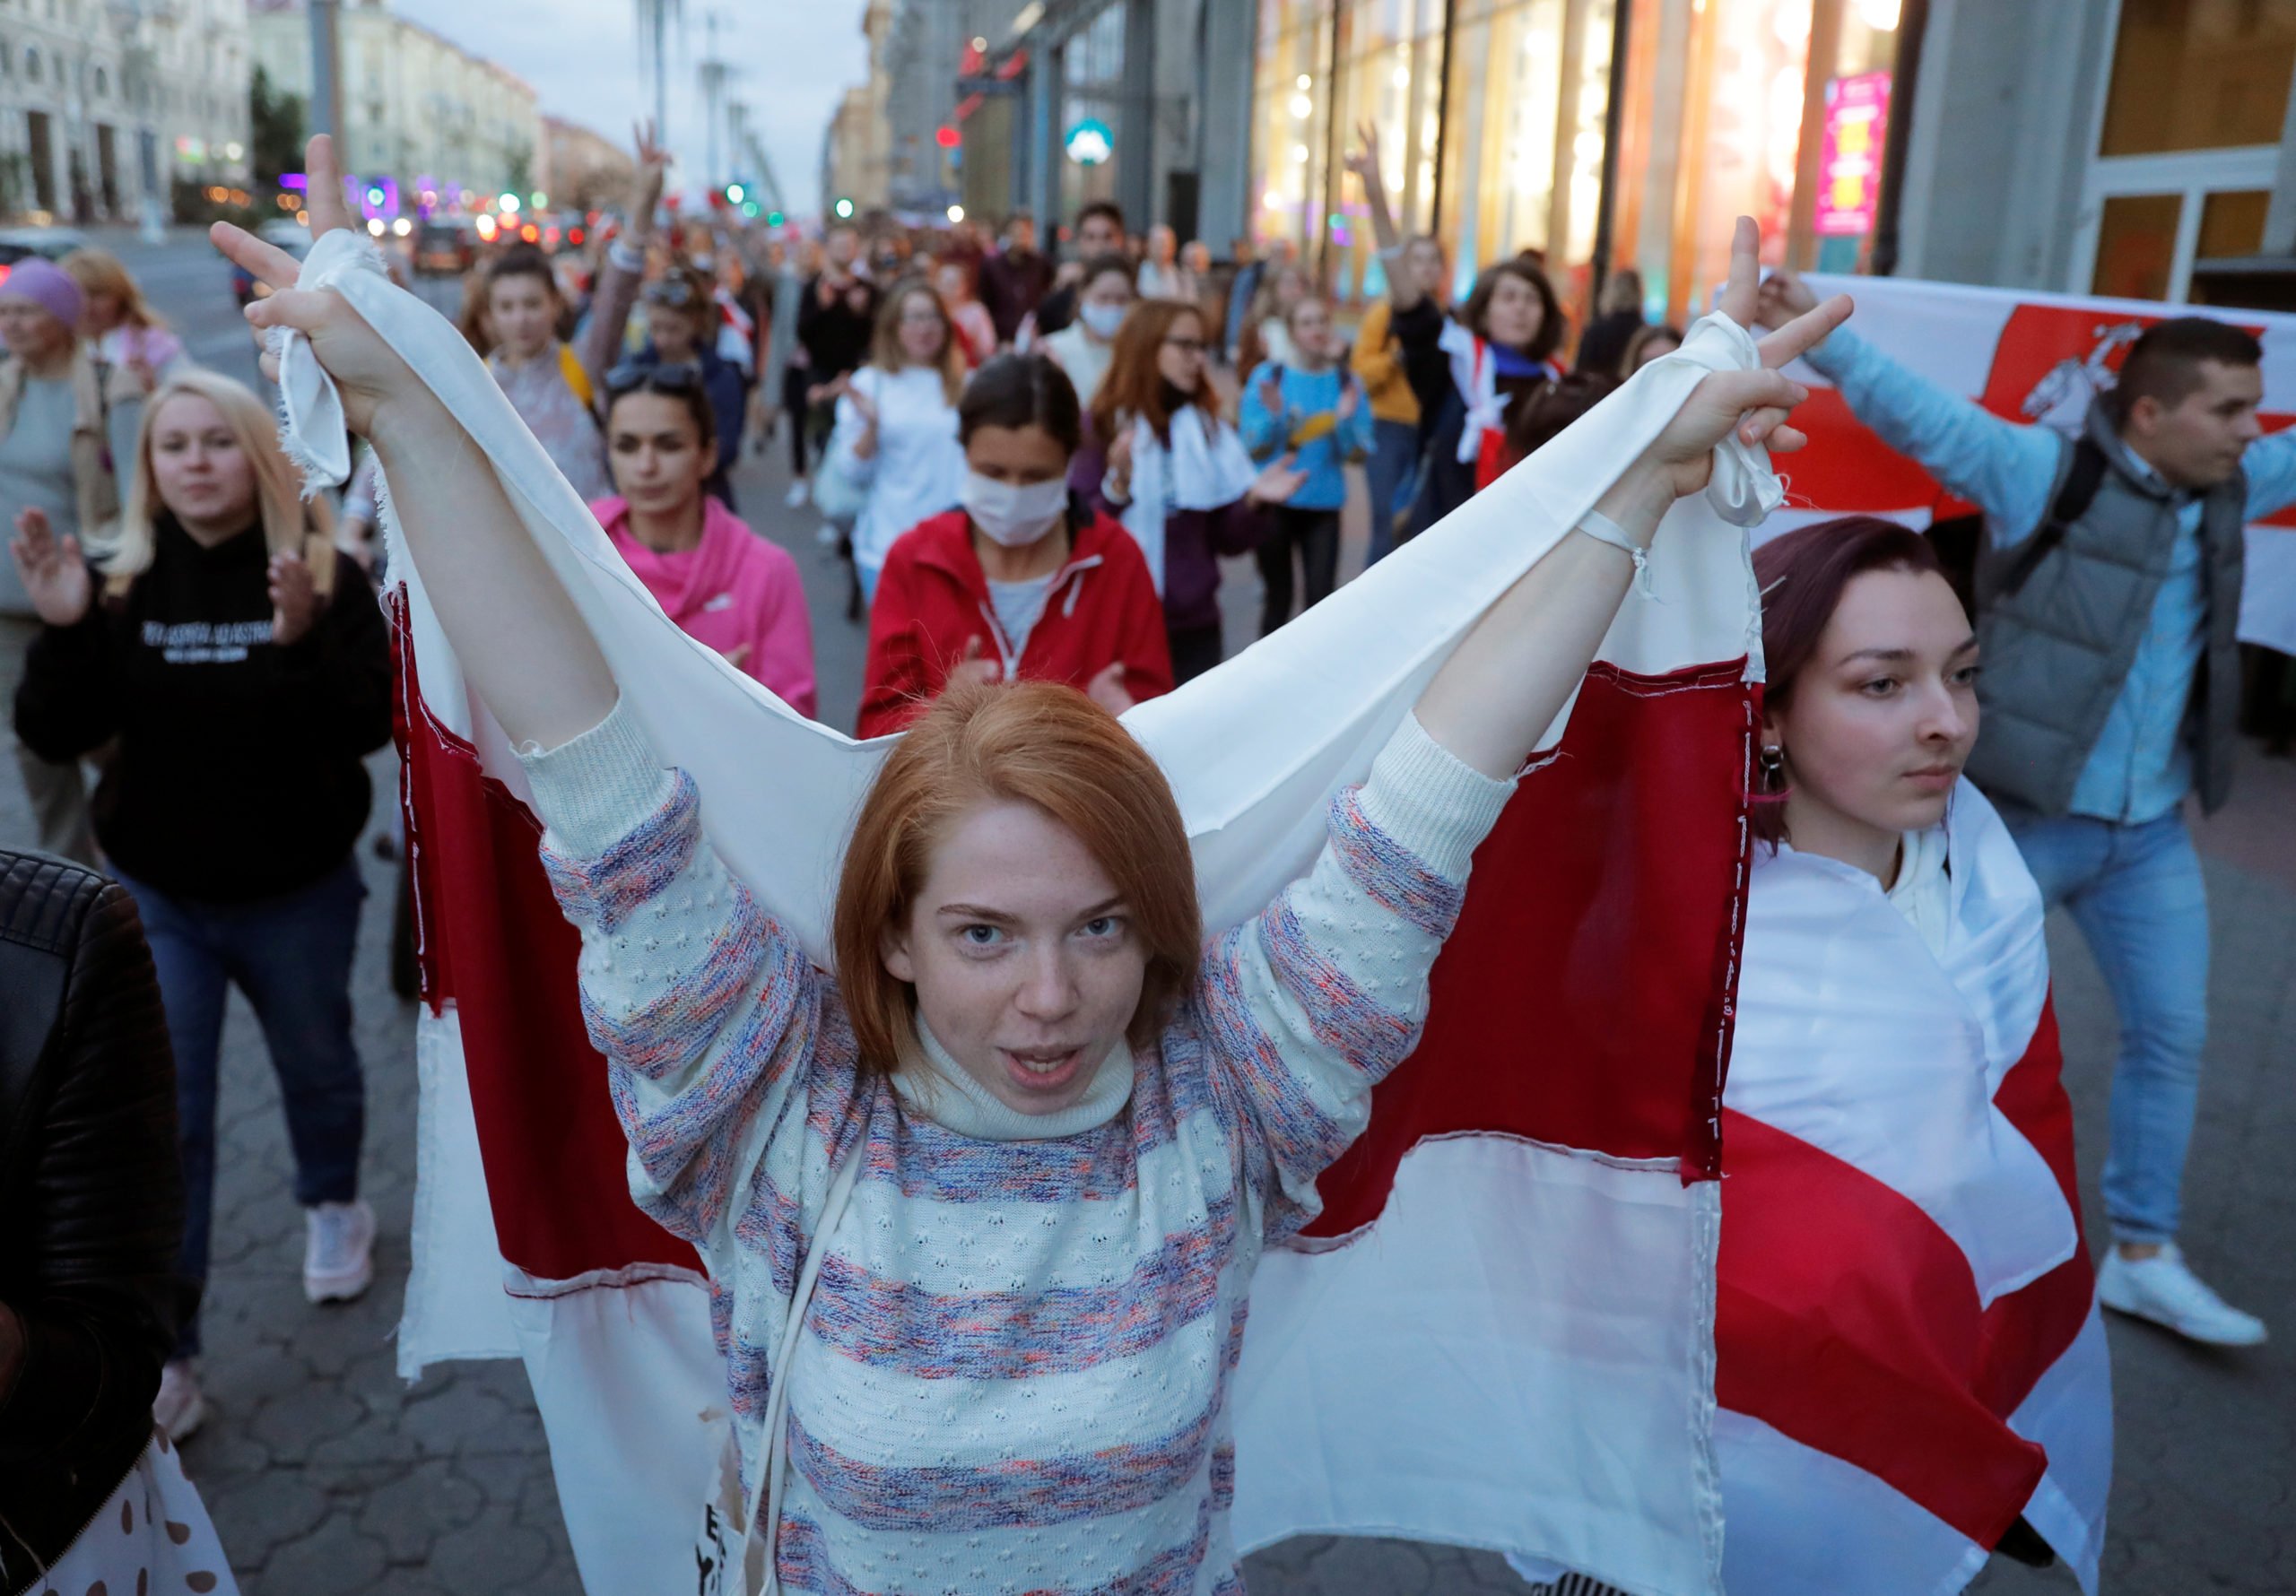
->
[0,0,254,222]
[823,0,893,212]
[540,115,635,215]
[248,0,538,208]
[965,0,2296,332]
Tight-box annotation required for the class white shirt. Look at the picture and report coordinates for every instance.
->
[827,365,966,577]
[985,571,1058,664]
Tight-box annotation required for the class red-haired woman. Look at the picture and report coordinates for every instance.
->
[224,142,1846,1596]
[1072,297,1304,681]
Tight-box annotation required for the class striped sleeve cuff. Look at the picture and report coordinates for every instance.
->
[516,698,681,859]
[1352,712,1518,883]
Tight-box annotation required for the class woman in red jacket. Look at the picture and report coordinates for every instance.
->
[858,354,1171,738]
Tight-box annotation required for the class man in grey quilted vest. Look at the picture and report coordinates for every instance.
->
[1758,279,2293,1348]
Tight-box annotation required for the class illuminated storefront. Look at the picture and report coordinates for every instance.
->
[1242,0,1908,329]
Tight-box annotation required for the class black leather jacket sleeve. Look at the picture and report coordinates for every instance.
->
[0,863,183,1466]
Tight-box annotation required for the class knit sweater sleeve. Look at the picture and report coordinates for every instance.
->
[517,699,829,1266]
[1193,711,1514,1236]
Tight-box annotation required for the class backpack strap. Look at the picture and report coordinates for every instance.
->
[1995,435,2108,600]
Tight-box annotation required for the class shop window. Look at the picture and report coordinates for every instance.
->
[1252,0,1336,262]
[2091,192,2182,301]
[2196,188,2270,259]
[1437,0,1614,302]
[1323,0,1446,304]
[23,44,37,82]
[2100,0,2296,156]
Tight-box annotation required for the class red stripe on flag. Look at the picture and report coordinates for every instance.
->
[1716,1002,2093,1548]
[391,598,698,1281]
[1300,659,1754,1240]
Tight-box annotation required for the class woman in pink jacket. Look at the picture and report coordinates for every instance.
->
[593,362,818,716]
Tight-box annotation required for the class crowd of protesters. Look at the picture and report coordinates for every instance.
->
[2,100,2287,1596]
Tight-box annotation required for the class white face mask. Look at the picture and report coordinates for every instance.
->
[1079,300,1127,340]
[961,471,1069,548]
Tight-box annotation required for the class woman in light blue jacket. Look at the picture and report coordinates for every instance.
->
[1239,296,1375,637]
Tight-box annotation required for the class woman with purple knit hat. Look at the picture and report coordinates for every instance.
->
[0,256,144,862]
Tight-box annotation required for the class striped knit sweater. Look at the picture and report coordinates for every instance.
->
[519,700,1514,1595]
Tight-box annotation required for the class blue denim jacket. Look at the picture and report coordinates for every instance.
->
[1806,327,2296,823]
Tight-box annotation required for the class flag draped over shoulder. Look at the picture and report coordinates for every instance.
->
[1715,787,2109,1596]
[274,230,2101,1596]
[1775,272,2296,655]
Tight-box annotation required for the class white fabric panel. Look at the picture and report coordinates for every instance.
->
[1231,1136,1722,1596]
[2008,1306,2113,1596]
[505,1274,727,1595]
[397,1007,519,1375]
[1711,1409,1987,1596]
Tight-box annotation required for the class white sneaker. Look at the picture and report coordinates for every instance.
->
[2097,1243,2266,1346]
[153,1358,205,1443]
[303,1198,376,1305]
[784,479,810,508]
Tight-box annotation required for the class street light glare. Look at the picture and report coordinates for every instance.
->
[946,204,964,223]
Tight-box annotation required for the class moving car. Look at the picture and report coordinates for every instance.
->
[0,225,93,267]
[413,219,478,276]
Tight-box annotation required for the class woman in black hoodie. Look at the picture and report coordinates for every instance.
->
[9,368,391,1441]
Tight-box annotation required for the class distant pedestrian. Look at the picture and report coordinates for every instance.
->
[1575,267,1647,378]
[63,247,189,392]
[978,212,1055,346]
[1034,202,1122,343]
[1077,298,1304,681]
[1622,323,1683,373]
[794,226,879,517]
[472,243,613,501]
[821,280,969,605]
[1350,231,1451,565]
[1236,262,1311,375]
[10,369,393,1437]
[595,361,816,715]
[1239,298,1374,634]
[1136,224,1198,304]
[0,256,143,863]
[935,257,998,369]
[1038,255,1135,409]
[859,353,1170,736]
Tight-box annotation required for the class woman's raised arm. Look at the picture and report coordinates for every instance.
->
[1413,218,1851,777]
[215,135,618,752]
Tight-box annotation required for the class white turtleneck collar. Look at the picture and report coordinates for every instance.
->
[893,1023,1135,1141]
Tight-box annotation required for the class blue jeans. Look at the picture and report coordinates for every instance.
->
[1364,418,1422,568]
[117,857,368,1355]
[1996,803,2208,1245]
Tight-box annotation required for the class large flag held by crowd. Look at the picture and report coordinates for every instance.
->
[1782,271,2296,655]
[265,233,2109,1596]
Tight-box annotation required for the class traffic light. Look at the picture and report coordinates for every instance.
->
[767,209,785,227]
[833,197,855,220]
[726,183,745,204]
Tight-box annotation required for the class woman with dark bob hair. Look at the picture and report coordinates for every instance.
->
[222,140,1850,1596]
[1519,516,2109,1594]
[859,352,1170,736]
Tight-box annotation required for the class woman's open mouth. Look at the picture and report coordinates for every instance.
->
[1000,1045,1087,1096]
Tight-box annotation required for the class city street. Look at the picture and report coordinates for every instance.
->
[4,229,2291,1595]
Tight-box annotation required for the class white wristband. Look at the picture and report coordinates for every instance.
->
[1574,507,1657,599]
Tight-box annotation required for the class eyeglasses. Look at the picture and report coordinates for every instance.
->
[604,360,704,398]
[1162,336,1208,355]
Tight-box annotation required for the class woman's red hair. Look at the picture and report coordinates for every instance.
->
[831,679,1201,1076]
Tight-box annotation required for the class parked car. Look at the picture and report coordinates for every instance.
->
[0,225,92,267]
[413,219,478,276]
[232,220,311,306]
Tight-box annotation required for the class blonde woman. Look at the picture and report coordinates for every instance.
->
[8,369,393,1441]
[62,247,188,392]
[822,276,970,604]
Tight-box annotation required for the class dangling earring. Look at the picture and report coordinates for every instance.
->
[1759,744,1786,792]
